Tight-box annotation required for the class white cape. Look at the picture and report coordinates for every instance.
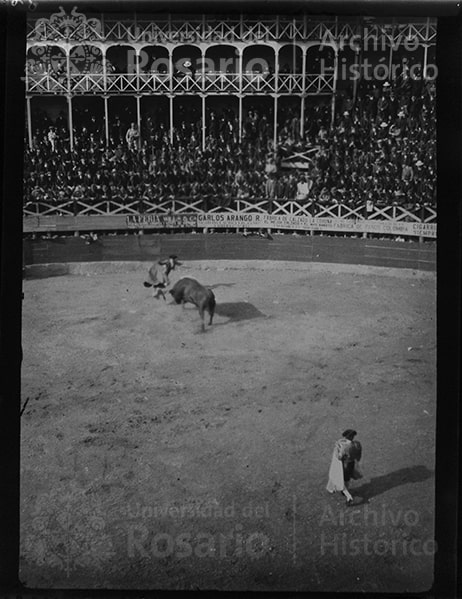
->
[326,451,345,492]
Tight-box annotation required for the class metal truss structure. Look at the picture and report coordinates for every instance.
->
[27,10,436,46]
[24,9,437,238]
[25,9,437,149]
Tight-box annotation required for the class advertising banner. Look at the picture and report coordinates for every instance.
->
[23,213,436,238]
[125,213,437,238]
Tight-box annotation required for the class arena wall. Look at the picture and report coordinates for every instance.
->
[23,233,436,272]
[23,213,437,239]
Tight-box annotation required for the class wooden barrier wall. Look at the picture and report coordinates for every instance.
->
[23,233,436,272]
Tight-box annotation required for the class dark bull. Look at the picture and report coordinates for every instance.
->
[169,277,216,332]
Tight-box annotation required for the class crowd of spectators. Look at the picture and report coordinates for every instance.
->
[24,76,436,214]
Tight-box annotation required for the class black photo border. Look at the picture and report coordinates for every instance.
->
[0,1,460,597]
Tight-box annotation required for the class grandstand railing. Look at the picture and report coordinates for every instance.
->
[278,74,304,94]
[27,12,436,45]
[105,73,138,93]
[202,73,241,94]
[25,72,336,95]
[22,197,437,238]
[69,73,106,93]
[304,74,335,94]
[138,73,172,93]
[27,73,69,94]
[23,198,436,220]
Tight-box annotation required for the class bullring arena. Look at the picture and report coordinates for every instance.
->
[20,6,437,593]
[21,234,436,592]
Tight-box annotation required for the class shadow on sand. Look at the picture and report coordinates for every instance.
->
[214,301,266,323]
[353,465,434,502]
[24,264,70,279]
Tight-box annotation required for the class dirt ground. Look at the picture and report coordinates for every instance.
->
[20,261,436,592]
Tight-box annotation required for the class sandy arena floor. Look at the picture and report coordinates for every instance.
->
[20,261,436,592]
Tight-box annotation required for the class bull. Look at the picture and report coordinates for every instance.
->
[169,277,216,332]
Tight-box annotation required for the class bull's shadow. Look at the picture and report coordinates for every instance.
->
[352,465,433,502]
[214,301,266,323]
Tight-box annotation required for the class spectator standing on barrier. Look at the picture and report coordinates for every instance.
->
[326,429,363,505]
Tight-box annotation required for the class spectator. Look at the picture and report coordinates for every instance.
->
[125,122,139,151]
[24,78,436,214]
[296,173,312,201]
[264,153,277,199]
[402,161,414,184]
[47,126,58,152]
